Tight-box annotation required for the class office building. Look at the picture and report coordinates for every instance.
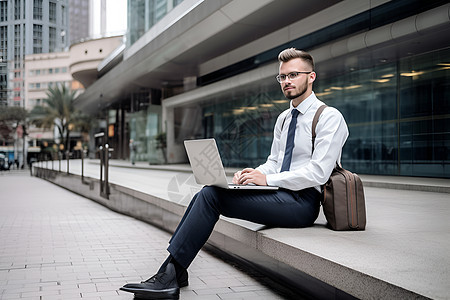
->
[69,0,90,44]
[0,0,70,107]
[74,0,450,178]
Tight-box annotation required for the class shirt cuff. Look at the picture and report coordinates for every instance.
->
[265,173,279,187]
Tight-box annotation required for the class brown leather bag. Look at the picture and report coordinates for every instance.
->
[312,105,367,231]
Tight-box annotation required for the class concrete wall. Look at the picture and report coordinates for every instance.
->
[32,166,432,300]
[32,166,357,299]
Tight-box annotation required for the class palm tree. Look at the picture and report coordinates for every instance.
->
[30,84,90,153]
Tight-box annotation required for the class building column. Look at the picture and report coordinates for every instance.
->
[163,106,175,163]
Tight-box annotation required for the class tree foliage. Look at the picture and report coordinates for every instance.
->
[0,106,28,123]
[0,106,28,144]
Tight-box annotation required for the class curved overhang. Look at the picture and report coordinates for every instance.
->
[74,0,344,114]
[71,59,103,88]
[74,0,450,115]
[69,35,124,88]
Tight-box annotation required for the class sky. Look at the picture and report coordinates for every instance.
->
[91,0,128,37]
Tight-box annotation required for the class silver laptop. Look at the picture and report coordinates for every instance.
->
[184,139,278,190]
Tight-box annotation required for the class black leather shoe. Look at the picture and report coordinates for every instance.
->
[157,257,189,287]
[120,263,180,299]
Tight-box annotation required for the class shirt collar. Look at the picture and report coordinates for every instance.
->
[289,91,317,115]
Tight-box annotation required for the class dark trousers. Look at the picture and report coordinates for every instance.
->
[167,186,321,269]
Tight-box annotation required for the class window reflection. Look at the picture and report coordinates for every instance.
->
[199,48,449,178]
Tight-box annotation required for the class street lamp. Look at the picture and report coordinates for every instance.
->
[66,123,73,174]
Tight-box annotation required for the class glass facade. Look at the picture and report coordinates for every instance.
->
[198,48,450,178]
[128,107,163,164]
[105,0,449,178]
[127,0,184,46]
[200,90,285,168]
[117,89,164,164]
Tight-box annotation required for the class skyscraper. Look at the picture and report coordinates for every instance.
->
[0,0,70,107]
[69,0,90,44]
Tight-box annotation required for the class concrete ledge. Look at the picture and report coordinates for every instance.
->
[359,174,450,194]
[94,160,450,194]
[33,167,443,299]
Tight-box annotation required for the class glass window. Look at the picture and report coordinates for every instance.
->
[33,0,43,20]
[49,27,56,52]
[315,63,399,175]
[200,89,285,167]
[49,1,56,23]
[14,24,21,62]
[154,0,167,23]
[196,48,449,178]
[398,48,450,177]
[61,5,66,26]
[14,0,21,20]
[127,0,183,47]
[0,1,8,22]
[173,0,183,7]
[14,24,20,46]
[0,26,7,59]
[33,24,42,54]
[127,0,146,46]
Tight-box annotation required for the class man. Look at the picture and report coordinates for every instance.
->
[120,48,349,299]
[129,139,136,165]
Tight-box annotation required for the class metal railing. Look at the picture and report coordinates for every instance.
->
[95,132,113,200]
[31,132,113,200]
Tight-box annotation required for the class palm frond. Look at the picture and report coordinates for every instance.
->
[30,83,92,149]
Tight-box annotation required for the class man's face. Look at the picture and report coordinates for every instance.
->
[279,58,315,101]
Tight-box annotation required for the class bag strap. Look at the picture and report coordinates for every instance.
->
[280,109,290,131]
[311,104,328,155]
[312,105,342,170]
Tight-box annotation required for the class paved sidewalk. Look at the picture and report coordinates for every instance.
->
[28,159,450,299]
[0,170,300,300]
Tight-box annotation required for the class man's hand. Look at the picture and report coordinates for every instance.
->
[232,168,267,186]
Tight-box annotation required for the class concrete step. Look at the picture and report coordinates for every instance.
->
[30,161,450,299]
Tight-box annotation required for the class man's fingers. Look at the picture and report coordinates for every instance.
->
[239,174,253,185]
[241,168,254,174]
[232,171,241,184]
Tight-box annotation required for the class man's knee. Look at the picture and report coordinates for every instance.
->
[196,186,224,208]
[199,185,220,199]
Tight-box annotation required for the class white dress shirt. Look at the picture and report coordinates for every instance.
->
[256,92,349,191]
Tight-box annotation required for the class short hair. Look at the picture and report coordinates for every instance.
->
[278,48,314,71]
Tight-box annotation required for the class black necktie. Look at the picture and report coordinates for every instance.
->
[281,109,300,172]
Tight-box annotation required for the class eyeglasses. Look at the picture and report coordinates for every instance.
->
[276,71,312,83]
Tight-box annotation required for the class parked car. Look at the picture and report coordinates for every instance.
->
[0,153,10,170]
